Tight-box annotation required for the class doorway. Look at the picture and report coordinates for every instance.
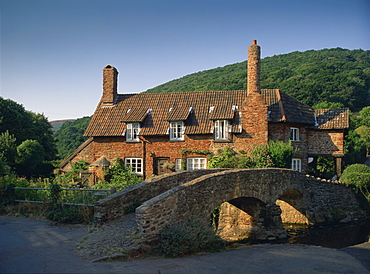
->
[154,157,171,175]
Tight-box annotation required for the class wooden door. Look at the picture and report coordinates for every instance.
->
[154,157,170,175]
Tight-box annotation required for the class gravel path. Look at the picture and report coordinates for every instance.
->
[76,213,143,260]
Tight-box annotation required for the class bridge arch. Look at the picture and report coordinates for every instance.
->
[136,168,313,243]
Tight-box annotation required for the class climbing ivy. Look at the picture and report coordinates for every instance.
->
[179,149,212,156]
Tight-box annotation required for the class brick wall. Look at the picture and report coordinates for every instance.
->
[66,125,272,177]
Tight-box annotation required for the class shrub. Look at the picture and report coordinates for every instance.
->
[340,164,370,202]
[46,205,90,224]
[268,140,296,168]
[158,218,226,257]
[208,147,242,168]
[208,141,295,169]
[92,158,142,191]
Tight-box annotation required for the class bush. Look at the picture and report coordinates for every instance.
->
[92,158,142,191]
[158,218,226,257]
[46,205,91,224]
[208,141,295,169]
[340,164,370,202]
[268,140,296,168]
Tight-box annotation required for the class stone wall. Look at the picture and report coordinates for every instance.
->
[135,168,367,243]
[94,169,228,222]
[308,129,345,156]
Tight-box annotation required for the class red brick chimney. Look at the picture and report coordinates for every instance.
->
[247,39,261,95]
[241,39,268,149]
[102,65,118,105]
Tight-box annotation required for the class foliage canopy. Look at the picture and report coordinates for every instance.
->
[340,164,370,202]
[54,116,91,160]
[145,48,370,111]
[0,97,56,177]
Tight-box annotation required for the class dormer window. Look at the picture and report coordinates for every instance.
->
[126,123,140,141]
[214,120,229,140]
[170,121,184,141]
[290,127,299,142]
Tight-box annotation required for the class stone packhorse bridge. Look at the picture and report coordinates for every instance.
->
[94,168,367,244]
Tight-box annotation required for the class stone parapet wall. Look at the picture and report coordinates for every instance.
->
[135,168,367,244]
[94,169,228,223]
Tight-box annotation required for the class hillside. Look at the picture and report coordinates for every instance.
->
[53,116,91,159]
[50,119,76,132]
[145,48,370,110]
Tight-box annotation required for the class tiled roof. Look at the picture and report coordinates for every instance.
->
[84,89,347,137]
[314,108,349,129]
[208,104,236,120]
[253,89,314,124]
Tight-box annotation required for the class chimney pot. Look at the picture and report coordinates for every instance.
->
[252,39,257,45]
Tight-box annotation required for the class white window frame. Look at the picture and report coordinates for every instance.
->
[175,159,182,171]
[170,121,184,141]
[291,158,302,172]
[214,120,229,140]
[126,123,140,142]
[125,157,143,174]
[187,157,207,171]
[290,127,300,142]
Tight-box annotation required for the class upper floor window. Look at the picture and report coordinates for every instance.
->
[187,157,207,171]
[125,157,143,174]
[291,158,302,172]
[126,123,140,141]
[214,120,229,140]
[170,121,184,141]
[290,127,299,142]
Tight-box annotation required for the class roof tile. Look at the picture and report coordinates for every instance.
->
[84,89,348,137]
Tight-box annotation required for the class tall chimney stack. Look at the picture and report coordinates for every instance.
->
[102,65,118,105]
[247,39,261,95]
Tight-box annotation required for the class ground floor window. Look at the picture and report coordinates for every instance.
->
[291,158,302,172]
[125,157,143,174]
[187,157,207,170]
[175,159,182,171]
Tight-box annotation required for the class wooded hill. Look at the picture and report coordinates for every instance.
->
[145,48,370,110]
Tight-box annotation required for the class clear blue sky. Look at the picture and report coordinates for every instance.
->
[1,0,369,121]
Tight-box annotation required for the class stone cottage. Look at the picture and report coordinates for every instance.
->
[60,40,349,182]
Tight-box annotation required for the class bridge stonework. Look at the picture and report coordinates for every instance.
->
[134,169,367,244]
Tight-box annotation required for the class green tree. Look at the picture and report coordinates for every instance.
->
[0,97,33,144]
[0,130,17,168]
[27,112,57,161]
[0,97,57,177]
[344,130,367,165]
[340,164,370,202]
[355,126,370,155]
[16,139,45,177]
[146,48,370,110]
[312,101,345,109]
[54,116,91,160]
[359,106,370,127]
